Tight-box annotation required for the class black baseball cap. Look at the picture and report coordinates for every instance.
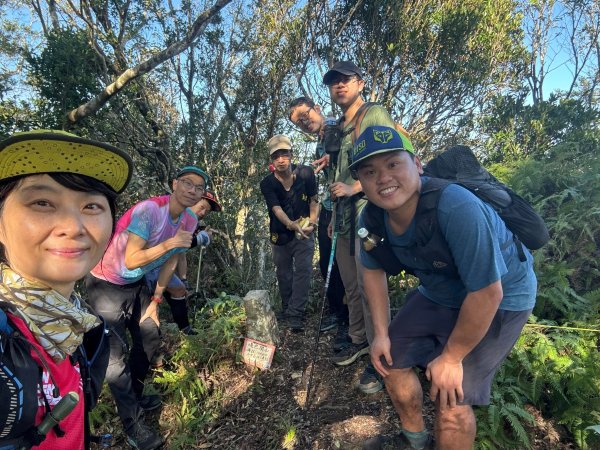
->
[323,61,363,85]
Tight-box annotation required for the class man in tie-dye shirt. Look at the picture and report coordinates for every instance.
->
[85,166,209,450]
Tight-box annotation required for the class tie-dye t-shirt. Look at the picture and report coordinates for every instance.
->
[91,195,198,285]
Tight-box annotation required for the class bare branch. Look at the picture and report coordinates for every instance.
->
[66,0,232,125]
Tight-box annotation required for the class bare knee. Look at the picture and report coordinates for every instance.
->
[384,368,421,402]
[384,368,425,431]
[436,405,476,449]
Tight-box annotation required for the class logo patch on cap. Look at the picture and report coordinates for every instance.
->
[353,138,366,161]
[373,129,393,144]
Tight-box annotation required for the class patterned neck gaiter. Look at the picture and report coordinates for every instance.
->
[0,263,100,362]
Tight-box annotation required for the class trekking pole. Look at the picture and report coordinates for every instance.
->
[190,245,205,328]
[304,222,338,411]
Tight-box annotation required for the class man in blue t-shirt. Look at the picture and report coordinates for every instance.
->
[351,126,536,450]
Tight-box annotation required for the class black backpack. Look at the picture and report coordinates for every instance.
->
[0,307,47,449]
[423,145,549,251]
[0,305,109,450]
[360,146,549,277]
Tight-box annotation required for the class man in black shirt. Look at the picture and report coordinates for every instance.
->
[260,134,319,331]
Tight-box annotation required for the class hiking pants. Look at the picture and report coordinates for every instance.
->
[336,236,390,345]
[84,275,161,430]
[271,235,315,320]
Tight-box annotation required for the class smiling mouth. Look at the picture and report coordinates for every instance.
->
[379,186,398,195]
[49,248,88,257]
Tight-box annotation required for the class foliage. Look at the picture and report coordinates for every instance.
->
[476,113,600,448]
[476,322,600,449]
[151,294,245,448]
[475,360,536,449]
[26,29,103,128]
[480,94,599,162]
[327,0,526,153]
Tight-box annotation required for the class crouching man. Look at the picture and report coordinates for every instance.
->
[352,126,537,450]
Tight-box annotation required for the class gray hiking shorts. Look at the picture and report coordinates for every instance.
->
[387,290,531,405]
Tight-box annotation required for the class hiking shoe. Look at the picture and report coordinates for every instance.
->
[287,316,304,333]
[331,341,369,366]
[333,324,351,352]
[181,325,198,335]
[319,315,338,332]
[138,394,161,412]
[362,432,434,450]
[150,353,164,369]
[358,362,384,394]
[126,421,164,450]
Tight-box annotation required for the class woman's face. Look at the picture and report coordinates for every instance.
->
[0,174,113,297]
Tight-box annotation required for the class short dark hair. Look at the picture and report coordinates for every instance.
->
[288,96,316,120]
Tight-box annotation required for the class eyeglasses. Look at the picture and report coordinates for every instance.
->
[178,178,205,194]
[271,151,291,161]
[291,107,313,125]
[326,75,359,87]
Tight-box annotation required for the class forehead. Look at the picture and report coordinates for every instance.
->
[5,174,57,197]
[198,199,211,208]
[290,104,312,118]
[358,151,408,168]
[178,173,205,184]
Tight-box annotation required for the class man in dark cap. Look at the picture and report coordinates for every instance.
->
[351,125,536,450]
[322,60,397,394]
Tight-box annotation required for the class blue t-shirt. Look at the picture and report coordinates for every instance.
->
[360,179,537,311]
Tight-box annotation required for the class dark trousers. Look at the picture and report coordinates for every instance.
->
[85,275,161,430]
[272,235,315,319]
[318,207,348,323]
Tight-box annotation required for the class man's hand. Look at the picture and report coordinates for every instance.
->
[312,154,330,174]
[330,181,355,200]
[170,228,193,249]
[140,301,160,327]
[371,334,393,377]
[301,223,316,236]
[425,353,464,411]
[287,219,308,239]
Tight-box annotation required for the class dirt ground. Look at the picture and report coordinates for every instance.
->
[95,308,576,450]
[188,316,575,450]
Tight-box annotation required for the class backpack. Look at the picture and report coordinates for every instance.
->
[360,146,549,277]
[350,102,411,146]
[423,145,549,251]
[0,305,109,450]
[0,307,47,449]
